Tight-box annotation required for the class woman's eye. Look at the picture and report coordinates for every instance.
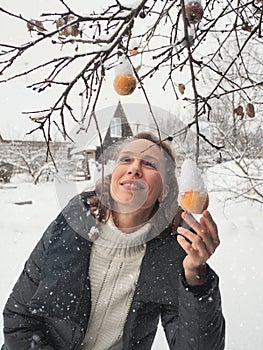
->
[119,157,131,163]
[144,160,157,169]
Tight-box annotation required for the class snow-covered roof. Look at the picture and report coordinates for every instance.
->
[70,102,189,153]
[71,129,107,155]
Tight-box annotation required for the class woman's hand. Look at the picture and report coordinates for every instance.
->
[177,210,220,286]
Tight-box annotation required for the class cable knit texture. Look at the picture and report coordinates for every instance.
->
[81,219,151,350]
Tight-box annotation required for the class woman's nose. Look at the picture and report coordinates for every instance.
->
[127,160,142,177]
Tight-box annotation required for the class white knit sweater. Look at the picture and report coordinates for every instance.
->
[81,219,151,350]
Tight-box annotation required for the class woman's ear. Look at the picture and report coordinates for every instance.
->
[158,185,169,202]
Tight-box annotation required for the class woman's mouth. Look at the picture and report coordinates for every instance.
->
[120,180,145,191]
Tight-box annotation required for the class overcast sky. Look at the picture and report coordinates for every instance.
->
[0,0,200,140]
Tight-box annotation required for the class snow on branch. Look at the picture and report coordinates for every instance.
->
[0,0,262,165]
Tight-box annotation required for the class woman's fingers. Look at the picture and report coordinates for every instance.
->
[176,210,221,284]
[177,234,205,267]
[200,210,220,246]
[182,210,220,252]
[177,227,210,261]
[177,210,220,269]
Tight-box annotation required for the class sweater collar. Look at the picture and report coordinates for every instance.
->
[92,217,152,259]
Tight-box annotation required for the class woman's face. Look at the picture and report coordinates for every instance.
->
[110,139,168,214]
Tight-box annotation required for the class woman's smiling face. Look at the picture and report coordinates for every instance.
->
[110,138,167,214]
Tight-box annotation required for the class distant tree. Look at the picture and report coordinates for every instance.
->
[200,90,263,203]
[6,148,56,184]
[0,0,262,164]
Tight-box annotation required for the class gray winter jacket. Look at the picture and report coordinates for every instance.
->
[2,192,225,350]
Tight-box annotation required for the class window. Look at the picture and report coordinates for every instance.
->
[110,118,122,138]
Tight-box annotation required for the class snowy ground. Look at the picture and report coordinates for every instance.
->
[0,169,263,349]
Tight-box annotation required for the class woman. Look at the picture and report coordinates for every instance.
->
[1,132,225,350]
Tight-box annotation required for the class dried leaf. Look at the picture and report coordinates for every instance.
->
[56,17,66,29]
[56,15,74,28]
[56,15,79,37]
[27,21,35,32]
[30,116,45,122]
[68,25,80,37]
[58,28,68,37]
[135,65,141,73]
[178,83,185,95]
[242,22,252,32]
[27,20,45,33]
[234,105,244,118]
[246,103,255,118]
[34,20,45,32]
